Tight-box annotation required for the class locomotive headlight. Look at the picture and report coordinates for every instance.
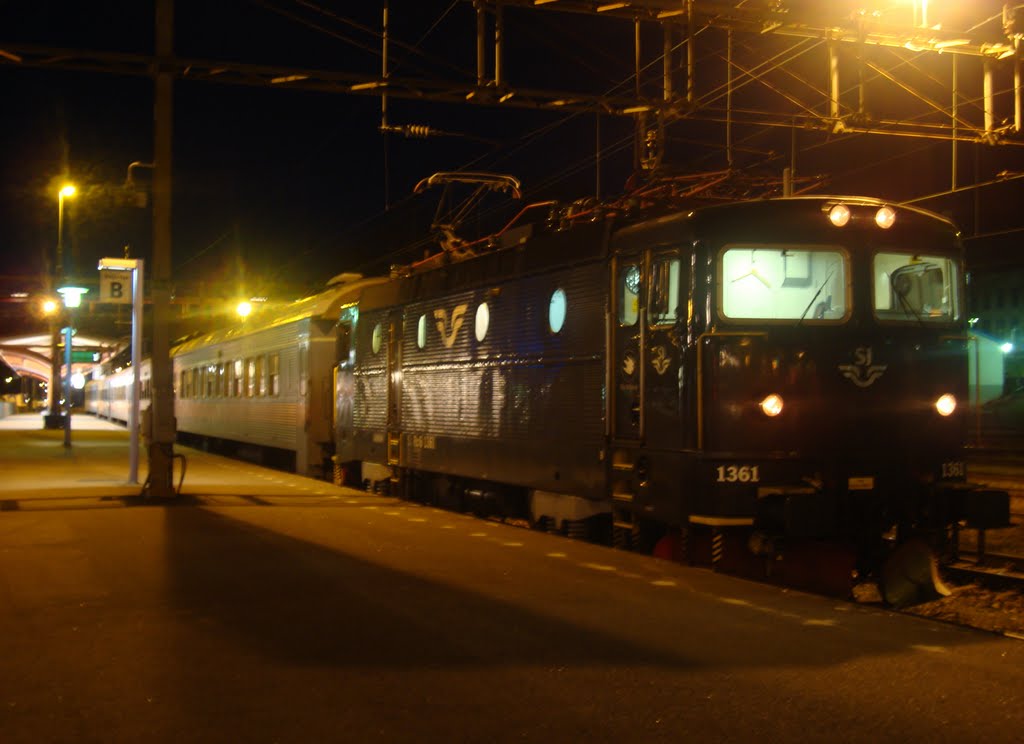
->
[875,206,896,229]
[760,393,784,417]
[934,393,957,417]
[827,204,851,227]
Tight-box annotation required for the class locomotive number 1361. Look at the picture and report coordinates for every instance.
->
[716,465,761,483]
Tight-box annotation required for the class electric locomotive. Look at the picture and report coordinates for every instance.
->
[333,192,1009,582]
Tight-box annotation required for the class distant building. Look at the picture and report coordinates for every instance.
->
[967,264,1022,393]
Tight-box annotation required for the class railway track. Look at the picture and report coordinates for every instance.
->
[943,551,1024,592]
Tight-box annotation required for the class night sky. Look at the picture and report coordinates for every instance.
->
[3,1,1024,300]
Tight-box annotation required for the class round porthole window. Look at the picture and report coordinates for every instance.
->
[417,314,427,349]
[549,288,567,334]
[475,302,490,342]
[371,323,383,354]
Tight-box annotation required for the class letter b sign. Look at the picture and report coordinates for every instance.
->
[100,270,132,304]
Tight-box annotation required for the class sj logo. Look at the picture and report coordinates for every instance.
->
[434,304,468,348]
[650,346,671,375]
[838,347,887,388]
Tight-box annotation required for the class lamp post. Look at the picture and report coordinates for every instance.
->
[56,286,87,449]
[45,183,76,429]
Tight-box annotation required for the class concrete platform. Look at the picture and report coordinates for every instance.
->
[0,412,353,507]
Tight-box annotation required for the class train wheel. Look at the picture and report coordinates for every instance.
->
[880,538,952,608]
[652,529,687,563]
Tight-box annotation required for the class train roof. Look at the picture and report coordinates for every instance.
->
[611,194,959,251]
[172,274,386,355]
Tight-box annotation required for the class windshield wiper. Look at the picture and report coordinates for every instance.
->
[797,269,834,325]
[895,289,926,326]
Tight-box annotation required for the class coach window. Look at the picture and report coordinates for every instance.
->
[417,313,427,349]
[179,370,188,399]
[549,289,567,334]
[269,354,280,396]
[256,355,266,396]
[246,358,255,398]
[371,322,383,354]
[233,359,244,397]
[649,257,681,325]
[618,263,641,325]
[475,301,490,342]
[217,363,226,397]
[206,365,216,398]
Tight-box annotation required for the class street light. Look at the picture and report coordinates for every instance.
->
[44,183,77,428]
[56,286,88,449]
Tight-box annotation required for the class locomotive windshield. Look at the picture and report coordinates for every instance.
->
[873,252,960,323]
[719,245,848,322]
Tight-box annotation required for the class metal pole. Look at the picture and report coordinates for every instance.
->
[147,0,176,497]
[686,0,694,105]
[47,193,68,424]
[476,1,486,87]
[952,55,958,190]
[494,2,503,88]
[63,325,72,449]
[984,58,995,136]
[128,260,143,483]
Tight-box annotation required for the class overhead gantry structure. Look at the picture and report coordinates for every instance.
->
[2,2,1021,149]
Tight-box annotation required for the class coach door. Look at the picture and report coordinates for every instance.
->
[386,311,403,466]
[612,255,644,441]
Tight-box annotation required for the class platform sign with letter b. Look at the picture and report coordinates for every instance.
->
[99,270,132,304]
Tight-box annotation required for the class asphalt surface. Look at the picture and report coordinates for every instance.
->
[3,413,1024,743]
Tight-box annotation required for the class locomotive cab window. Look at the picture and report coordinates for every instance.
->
[618,263,641,326]
[873,252,959,323]
[719,245,848,322]
[648,256,681,326]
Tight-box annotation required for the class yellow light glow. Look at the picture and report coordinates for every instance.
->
[935,394,956,417]
[828,204,851,227]
[875,206,896,229]
[760,393,784,417]
[236,301,253,318]
[59,184,76,198]
[42,299,58,315]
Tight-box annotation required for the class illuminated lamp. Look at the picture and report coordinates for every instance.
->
[236,301,253,319]
[827,204,850,227]
[875,206,896,229]
[934,394,956,417]
[1001,342,1014,354]
[57,286,89,308]
[71,372,86,390]
[760,393,784,417]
